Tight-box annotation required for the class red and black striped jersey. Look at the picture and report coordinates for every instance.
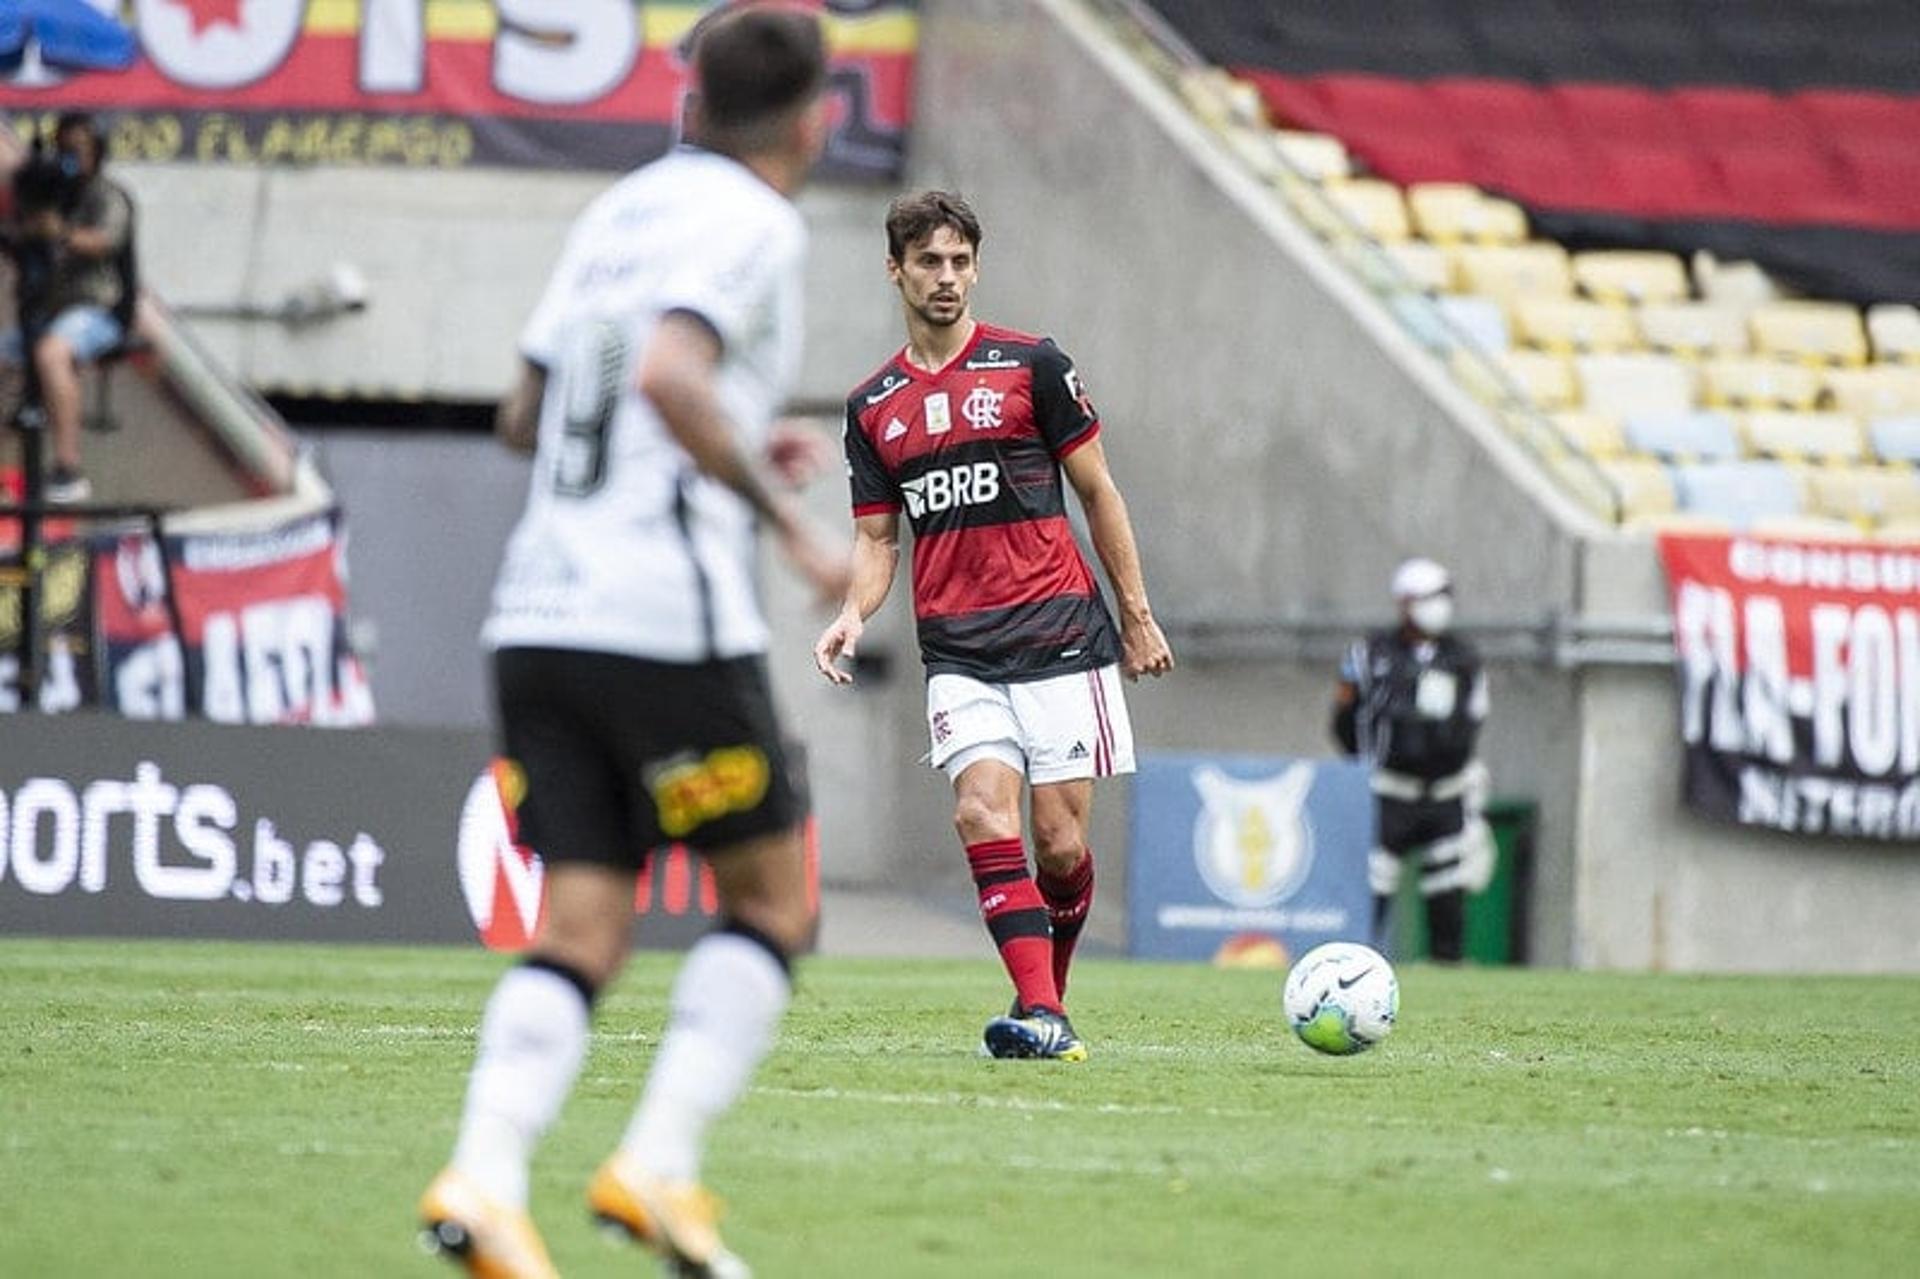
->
[844,322,1121,682]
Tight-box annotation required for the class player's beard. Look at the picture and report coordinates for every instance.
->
[913,291,967,328]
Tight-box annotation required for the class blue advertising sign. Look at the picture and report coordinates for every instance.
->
[1128,753,1375,962]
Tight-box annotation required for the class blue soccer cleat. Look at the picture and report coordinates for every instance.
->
[982,1006,1088,1062]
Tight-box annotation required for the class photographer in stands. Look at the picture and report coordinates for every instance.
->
[1332,558,1494,962]
[2,112,136,504]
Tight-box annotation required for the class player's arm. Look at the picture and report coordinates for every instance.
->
[640,311,849,602]
[495,359,546,454]
[1062,437,1174,680]
[1332,641,1365,755]
[813,511,900,685]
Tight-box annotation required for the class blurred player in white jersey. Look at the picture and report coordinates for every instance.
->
[418,9,847,1278]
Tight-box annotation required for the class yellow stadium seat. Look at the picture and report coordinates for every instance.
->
[1750,302,1869,366]
[1867,304,1920,364]
[1747,514,1868,541]
[1738,412,1868,465]
[1635,302,1752,359]
[1551,411,1628,459]
[1701,357,1823,410]
[1576,354,1698,417]
[1873,516,1920,543]
[1406,183,1528,245]
[1627,511,1739,535]
[1452,243,1574,301]
[1512,298,1640,354]
[1823,366,1920,417]
[1322,178,1412,242]
[1572,251,1690,305]
[1273,130,1352,182]
[1595,457,1679,523]
[1803,466,1920,524]
[1381,241,1453,293]
[1492,349,1579,409]
[1218,125,1285,181]
[1178,68,1266,130]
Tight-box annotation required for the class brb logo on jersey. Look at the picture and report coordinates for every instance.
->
[900,461,1001,519]
[961,386,1005,431]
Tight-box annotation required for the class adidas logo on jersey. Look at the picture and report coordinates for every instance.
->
[883,417,908,442]
[1067,741,1089,761]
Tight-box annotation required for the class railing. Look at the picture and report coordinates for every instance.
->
[1084,0,1621,524]
[1161,612,1676,669]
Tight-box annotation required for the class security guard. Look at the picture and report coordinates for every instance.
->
[1332,558,1492,962]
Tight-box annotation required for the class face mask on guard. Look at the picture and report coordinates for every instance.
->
[1407,594,1453,635]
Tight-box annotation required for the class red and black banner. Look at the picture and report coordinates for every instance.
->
[0,2,916,179]
[1659,531,1920,842]
[95,507,375,726]
[1147,0,1920,304]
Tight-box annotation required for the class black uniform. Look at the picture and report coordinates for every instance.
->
[1333,628,1487,961]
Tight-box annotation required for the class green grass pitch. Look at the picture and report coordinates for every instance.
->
[3,939,1918,1277]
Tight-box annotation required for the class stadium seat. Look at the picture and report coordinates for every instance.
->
[1673,461,1807,528]
[1594,456,1679,522]
[1452,243,1574,301]
[1323,178,1412,242]
[1693,256,1782,309]
[1577,354,1698,417]
[1803,466,1920,525]
[1867,305,1920,363]
[1701,357,1822,410]
[1868,416,1920,464]
[1635,301,1753,359]
[1621,409,1740,462]
[1738,411,1868,464]
[1437,295,1510,354]
[1218,125,1286,181]
[1382,241,1453,293]
[1873,517,1920,544]
[1406,183,1528,245]
[1274,130,1353,182]
[1178,68,1267,131]
[1749,302,1870,366]
[1824,367,1920,417]
[1550,411,1628,459]
[1455,348,1578,409]
[1572,251,1690,305]
[1511,298,1639,354]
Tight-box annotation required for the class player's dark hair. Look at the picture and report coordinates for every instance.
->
[885,190,982,262]
[690,5,827,155]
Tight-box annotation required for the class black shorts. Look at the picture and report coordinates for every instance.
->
[1377,795,1465,857]
[493,646,802,867]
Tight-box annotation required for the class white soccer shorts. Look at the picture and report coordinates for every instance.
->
[926,665,1136,785]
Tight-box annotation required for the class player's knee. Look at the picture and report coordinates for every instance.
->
[724,896,814,960]
[1029,821,1085,876]
[952,792,1017,844]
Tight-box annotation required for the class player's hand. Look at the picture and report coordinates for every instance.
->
[813,610,864,685]
[778,516,852,609]
[765,418,835,488]
[1121,613,1174,681]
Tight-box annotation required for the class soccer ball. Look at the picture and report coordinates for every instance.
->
[1282,941,1398,1056]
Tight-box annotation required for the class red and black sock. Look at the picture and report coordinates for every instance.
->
[965,837,1061,1016]
[1036,849,1095,998]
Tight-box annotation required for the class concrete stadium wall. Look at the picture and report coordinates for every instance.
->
[117,166,899,407]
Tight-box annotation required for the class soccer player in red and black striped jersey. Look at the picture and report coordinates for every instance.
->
[813,191,1173,1061]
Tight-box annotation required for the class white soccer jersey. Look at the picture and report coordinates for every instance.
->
[484,147,807,662]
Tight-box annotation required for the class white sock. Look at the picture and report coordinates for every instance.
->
[450,963,591,1208]
[621,930,791,1183]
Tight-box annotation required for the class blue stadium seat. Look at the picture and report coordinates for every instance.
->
[1870,415,1920,463]
[1623,410,1741,461]
[1437,295,1510,354]
[1673,460,1805,527]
